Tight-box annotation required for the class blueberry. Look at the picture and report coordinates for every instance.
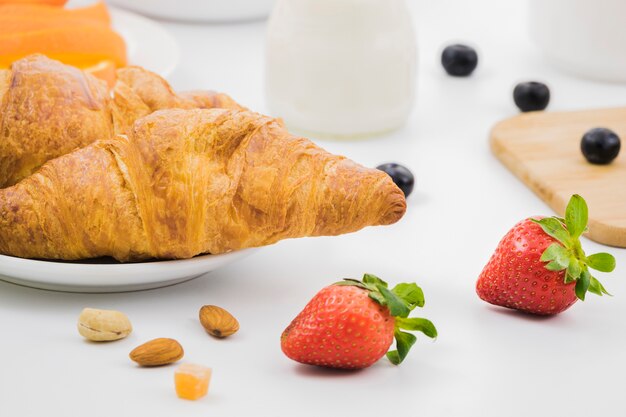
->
[441,44,478,77]
[376,163,414,197]
[581,128,621,165]
[513,81,550,112]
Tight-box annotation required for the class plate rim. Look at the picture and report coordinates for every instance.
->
[0,248,257,288]
[106,0,274,23]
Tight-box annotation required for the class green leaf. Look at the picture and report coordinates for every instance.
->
[566,258,582,283]
[392,283,425,310]
[363,273,388,288]
[596,278,611,296]
[541,243,570,272]
[588,276,612,296]
[546,260,568,272]
[532,217,572,245]
[565,194,588,239]
[368,291,386,306]
[377,284,410,318]
[540,242,567,261]
[587,278,602,296]
[587,253,616,273]
[540,243,570,268]
[396,317,437,338]
[386,330,417,365]
[575,269,591,301]
[386,350,401,365]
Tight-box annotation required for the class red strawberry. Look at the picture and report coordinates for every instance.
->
[477,194,615,315]
[281,274,436,369]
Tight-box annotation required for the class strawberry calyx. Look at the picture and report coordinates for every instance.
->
[531,194,616,301]
[334,274,437,365]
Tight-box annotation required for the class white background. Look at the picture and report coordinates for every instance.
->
[2,1,626,416]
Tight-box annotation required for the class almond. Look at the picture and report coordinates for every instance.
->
[199,305,239,338]
[129,338,184,367]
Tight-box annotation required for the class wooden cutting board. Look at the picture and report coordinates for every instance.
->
[490,107,626,248]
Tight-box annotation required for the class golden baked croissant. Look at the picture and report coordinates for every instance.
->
[0,54,241,187]
[0,109,406,261]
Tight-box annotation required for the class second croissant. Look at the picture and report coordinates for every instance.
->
[0,54,241,187]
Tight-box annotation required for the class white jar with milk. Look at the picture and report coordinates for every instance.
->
[265,0,416,138]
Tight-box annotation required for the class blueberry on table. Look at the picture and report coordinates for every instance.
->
[441,44,478,77]
[581,128,621,165]
[376,163,414,197]
[513,81,550,112]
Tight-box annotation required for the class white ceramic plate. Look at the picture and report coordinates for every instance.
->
[0,249,256,293]
[107,0,274,23]
[110,7,179,77]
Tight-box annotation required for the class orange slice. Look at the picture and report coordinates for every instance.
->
[0,16,109,35]
[0,0,68,5]
[0,25,127,68]
[0,1,110,24]
[0,0,124,88]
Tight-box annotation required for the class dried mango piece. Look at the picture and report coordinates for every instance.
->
[175,363,212,401]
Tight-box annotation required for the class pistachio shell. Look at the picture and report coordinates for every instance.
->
[77,308,132,342]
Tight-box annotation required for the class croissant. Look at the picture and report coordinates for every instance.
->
[0,109,406,261]
[0,54,241,187]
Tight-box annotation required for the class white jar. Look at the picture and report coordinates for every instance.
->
[265,0,416,138]
[529,0,626,82]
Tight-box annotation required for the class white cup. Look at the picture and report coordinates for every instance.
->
[529,0,626,82]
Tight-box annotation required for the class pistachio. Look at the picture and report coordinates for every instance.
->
[129,338,184,366]
[77,308,132,342]
[199,305,239,338]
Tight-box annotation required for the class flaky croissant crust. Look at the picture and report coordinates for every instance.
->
[0,54,241,187]
[0,109,406,261]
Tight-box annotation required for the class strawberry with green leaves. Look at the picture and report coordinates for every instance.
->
[281,274,436,369]
[477,194,616,315]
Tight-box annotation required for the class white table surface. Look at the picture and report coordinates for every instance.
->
[2,1,626,416]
